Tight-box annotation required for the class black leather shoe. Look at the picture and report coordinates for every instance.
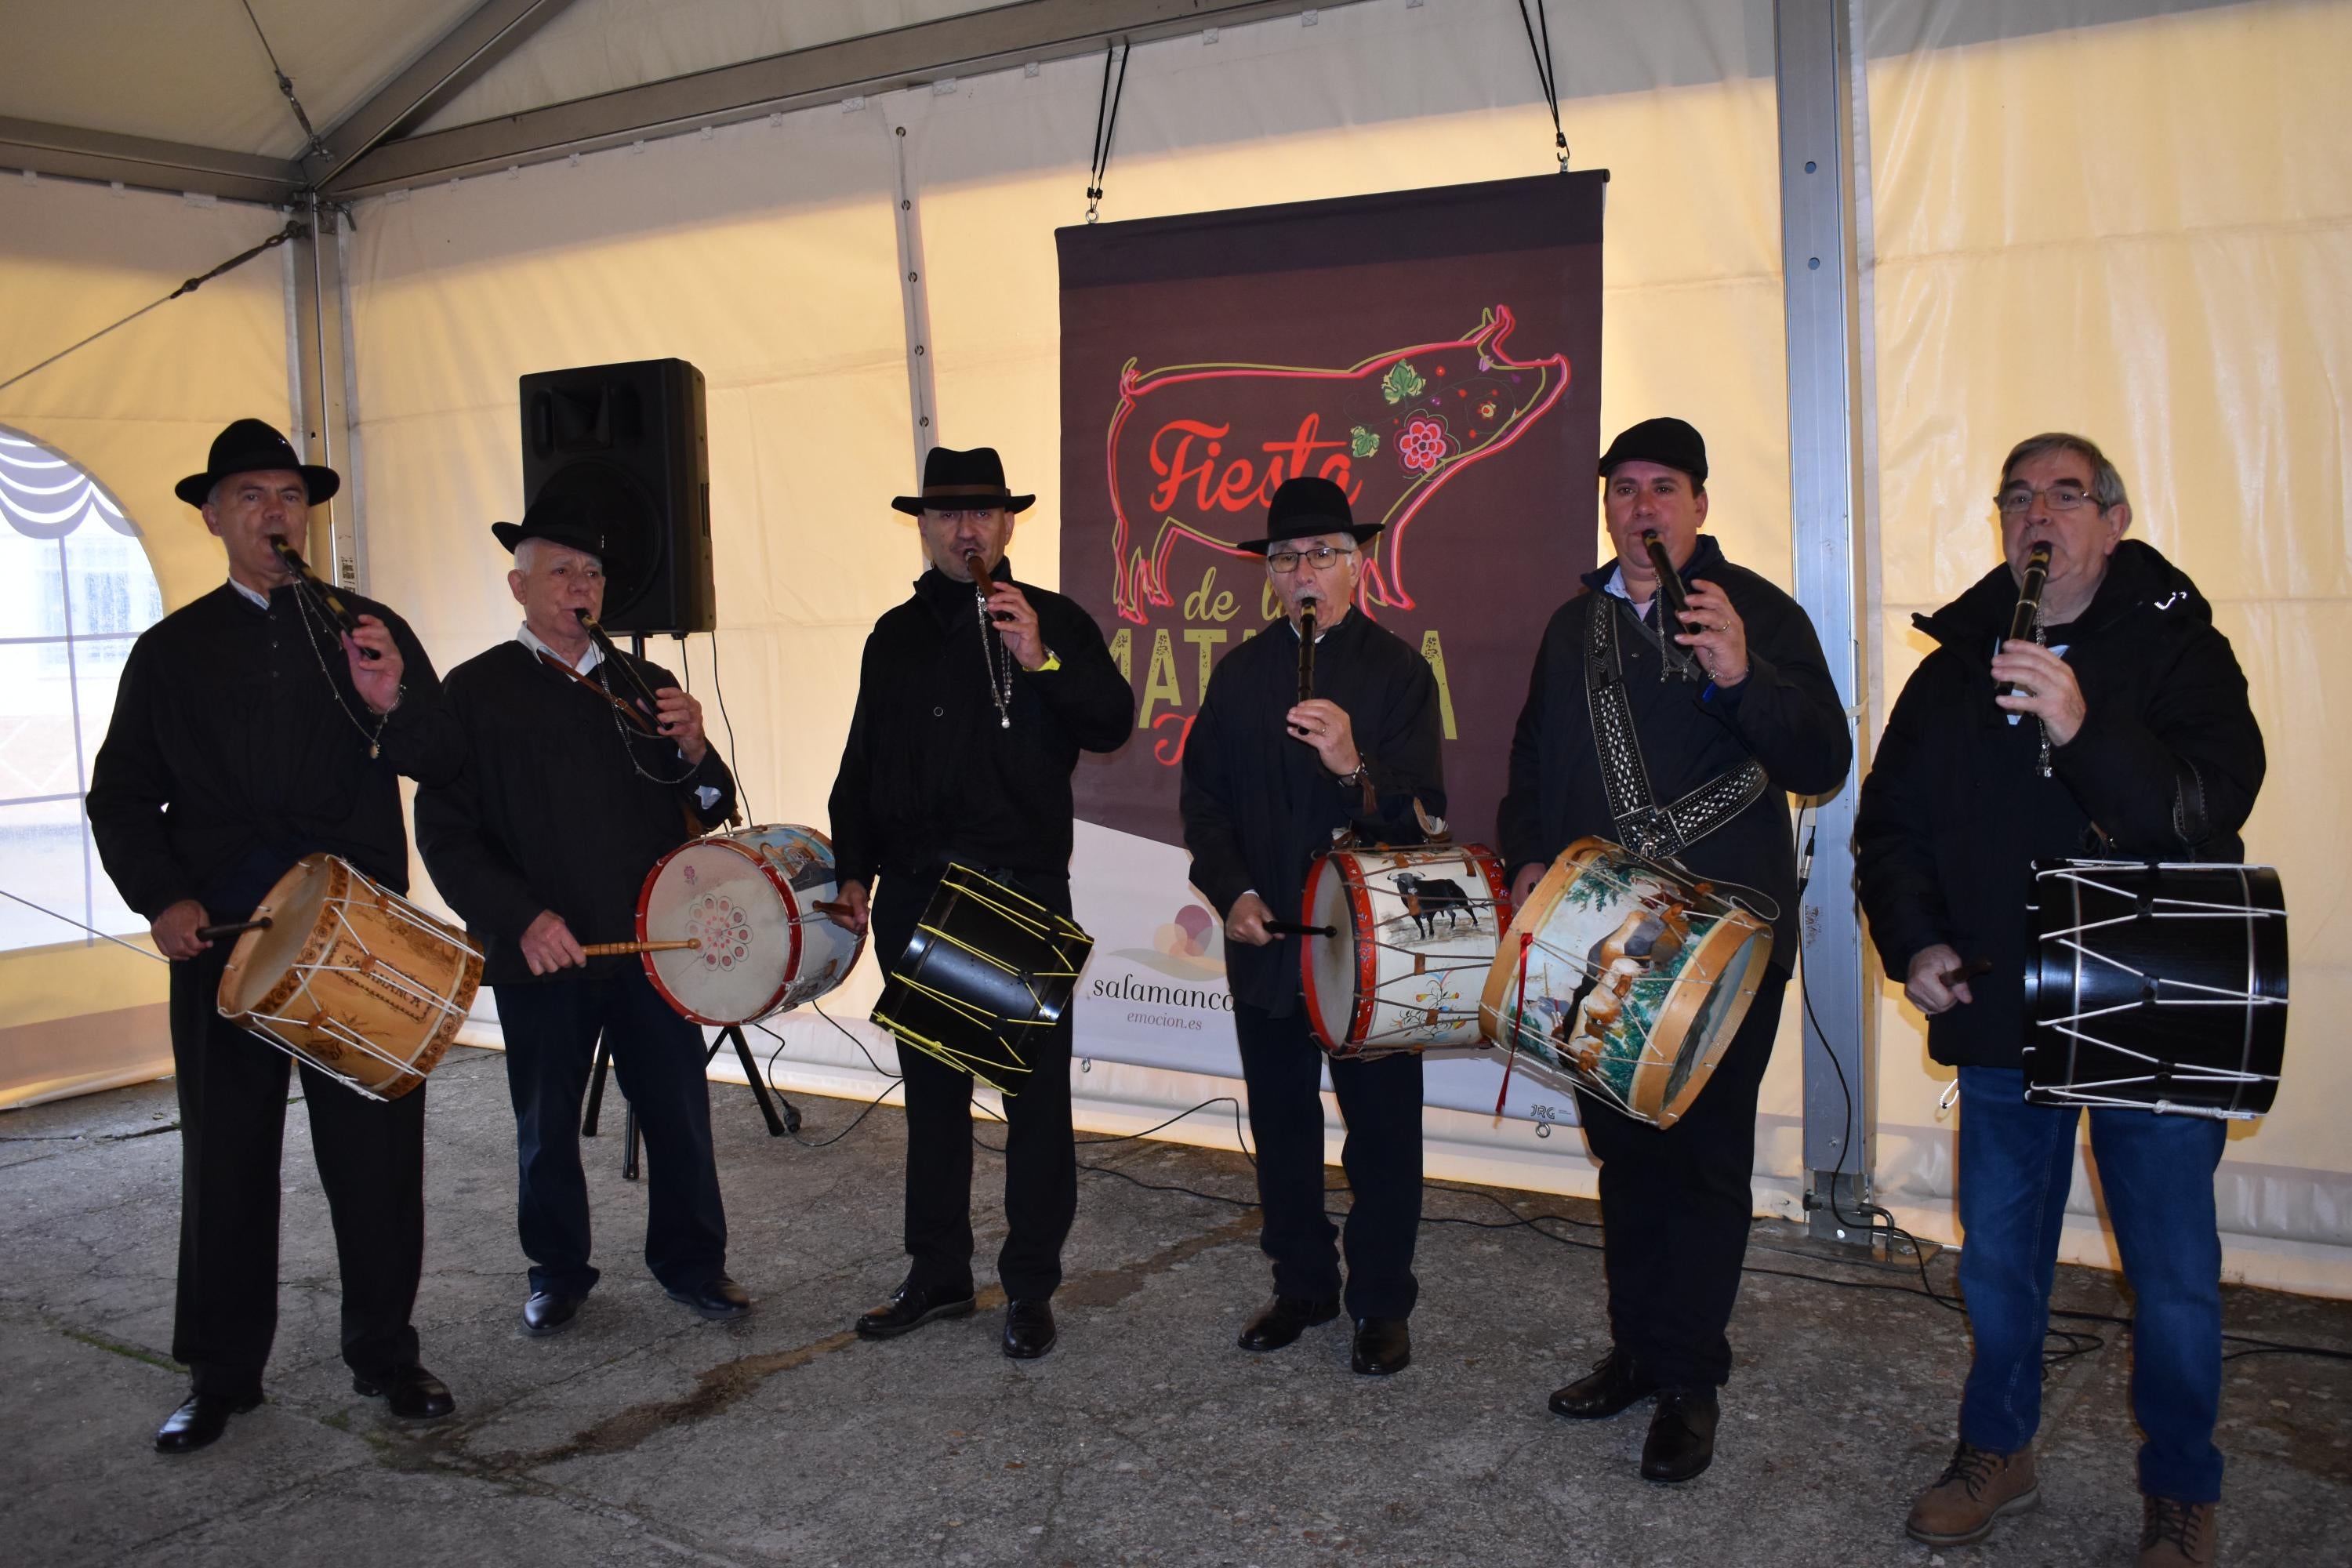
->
[665,1275,751,1322]
[1002,1298,1058,1360]
[1639,1386,1720,1483]
[351,1365,456,1422]
[1549,1348,1658,1420]
[1351,1316,1412,1376]
[1238,1294,1341,1352]
[855,1279,977,1339]
[521,1289,585,1337]
[154,1390,261,1454]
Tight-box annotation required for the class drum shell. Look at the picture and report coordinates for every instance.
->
[1479,837,1771,1127]
[216,854,482,1101]
[637,825,864,1026]
[2023,861,2288,1117]
[1299,843,1508,1058]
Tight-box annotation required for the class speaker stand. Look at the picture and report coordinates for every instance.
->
[583,1025,802,1180]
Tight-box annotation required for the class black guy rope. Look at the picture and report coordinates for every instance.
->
[239,0,332,163]
[0,221,304,398]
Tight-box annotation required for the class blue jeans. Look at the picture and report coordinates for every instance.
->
[1955,1066,2227,1502]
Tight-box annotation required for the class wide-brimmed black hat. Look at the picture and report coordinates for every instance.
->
[1598,416,1708,486]
[890,445,1036,516]
[1232,476,1385,554]
[175,418,341,508]
[491,464,652,604]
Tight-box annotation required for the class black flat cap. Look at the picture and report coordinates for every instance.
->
[1598,416,1708,487]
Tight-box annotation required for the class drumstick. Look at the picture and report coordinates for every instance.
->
[1939,957,1992,987]
[196,918,272,940]
[579,938,702,956]
[811,898,855,918]
[1263,920,1338,938]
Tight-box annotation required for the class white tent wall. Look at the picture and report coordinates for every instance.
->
[1862,0,2352,1295]
[0,175,293,1106]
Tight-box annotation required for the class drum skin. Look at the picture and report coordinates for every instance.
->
[1299,844,1509,1058]
[216,853,482,1101]
[1479,837,1772,1128]
[2023,861,2288,1117]
[637,825,863,1027]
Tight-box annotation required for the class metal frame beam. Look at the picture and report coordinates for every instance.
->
[289,199,364,593]
[304,0,580,191]
[322,0,1340,197]
[0,116,300,205]
[1773,0,1879,1245]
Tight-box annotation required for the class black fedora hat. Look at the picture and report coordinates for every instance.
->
[491,464,652,605]
[175,418,341,508]
[1232,475,1385,554]
[1598,416,1708,486]
[890,445,1036,516]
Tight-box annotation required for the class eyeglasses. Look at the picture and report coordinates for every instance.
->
[1994,482,2100,515]
[1266,546,1356,573]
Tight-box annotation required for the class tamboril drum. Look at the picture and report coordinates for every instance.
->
[1480,837,1773,1128]
[1301,844,1509,1058]
[872,866,1094,1095]
[2024,860,2288,1119]
[637,825,864,1026]
[217,853,482,1102]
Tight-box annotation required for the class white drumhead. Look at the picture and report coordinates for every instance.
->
[644,840,790,1024]
[1302,857,1361,1049]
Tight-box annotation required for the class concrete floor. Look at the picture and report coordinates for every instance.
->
[2,1047,2346,1567]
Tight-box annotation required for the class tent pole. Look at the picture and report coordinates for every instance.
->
[1774,0,1880,1247]
[289,196,365,593]
[889,117,941,474]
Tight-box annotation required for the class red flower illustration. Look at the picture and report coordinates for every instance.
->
[1397,416,1451,474]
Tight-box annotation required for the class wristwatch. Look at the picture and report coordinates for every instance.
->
[1034,648,1062,673]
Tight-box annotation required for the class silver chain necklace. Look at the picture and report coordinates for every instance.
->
[974,587,1014,729]
[287,582,391,760]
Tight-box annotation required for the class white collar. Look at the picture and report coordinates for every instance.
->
[227,577,270,610]
[517,621,601,673]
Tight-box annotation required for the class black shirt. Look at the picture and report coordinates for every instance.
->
[828,560,1132,890]
[1497,536,1852,973]
[1180,608,1446,1016]
[88,582,462,919]
[415,639,739,988]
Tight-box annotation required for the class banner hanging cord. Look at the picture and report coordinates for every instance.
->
[1084,42,1132,223]
[239,0,332,163]
[0,222,304,398]
[1515,0,1571,169]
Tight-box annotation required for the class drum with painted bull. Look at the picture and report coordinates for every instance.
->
[1301,844,1511,1058]
[1479,837,1772,1128]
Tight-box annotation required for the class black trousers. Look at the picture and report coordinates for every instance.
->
[874,869,1077,1301]
[168,940,426,1397]
[1576,968,1788,1389]
[493,965,728,1298]
[1234,1000,1425,1320]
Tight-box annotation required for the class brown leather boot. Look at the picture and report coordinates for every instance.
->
[1904,1441,2040,1546]
[2137,1496,2216,1567]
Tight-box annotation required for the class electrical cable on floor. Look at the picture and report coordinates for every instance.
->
[720,934,2351,1367]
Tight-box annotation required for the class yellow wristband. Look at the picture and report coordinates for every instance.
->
[1036,648,1062,673]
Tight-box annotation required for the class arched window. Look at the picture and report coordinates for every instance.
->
[0,428,165,953]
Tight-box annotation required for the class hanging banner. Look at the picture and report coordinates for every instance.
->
[1057,172,1604,1123]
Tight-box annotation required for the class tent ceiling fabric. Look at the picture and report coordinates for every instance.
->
[0,0,483,159]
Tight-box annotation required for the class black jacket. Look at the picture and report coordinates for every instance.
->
[828,561,1131,891]
[1855,539,2263,1067]
[1497,536,1852,973]
[89,582,462,918]
[415,641,737,987]
[1180,609,1446,1016]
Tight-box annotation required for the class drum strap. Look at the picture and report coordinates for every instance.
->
[1584,594,1769,860]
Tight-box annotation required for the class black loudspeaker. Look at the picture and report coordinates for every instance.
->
[519,358,714,635]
